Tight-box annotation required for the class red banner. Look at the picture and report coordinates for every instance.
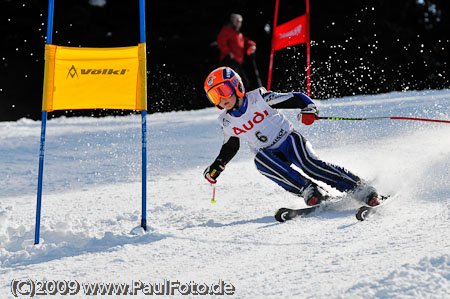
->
[272,14,308,52]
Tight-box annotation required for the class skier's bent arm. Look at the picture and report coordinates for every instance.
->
[203,136,240,184]
[261,89,319,125]
[261,89,314,109]
[216,135,240,164]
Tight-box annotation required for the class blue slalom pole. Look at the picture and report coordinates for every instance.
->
[141,111,147,231]
[139,0,147,231]
[139,0,146,43]
[35,112,47,244]
[35,0,55,245]
[45,0,55,44]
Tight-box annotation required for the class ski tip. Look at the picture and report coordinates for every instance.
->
[356,206,371,221]
[274,208,289,223]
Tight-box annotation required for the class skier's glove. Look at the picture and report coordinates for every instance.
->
[298,104,319,125]
[203,159,225,184]
[246,45,256,56]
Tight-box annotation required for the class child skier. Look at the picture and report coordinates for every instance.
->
[203,66,381,207]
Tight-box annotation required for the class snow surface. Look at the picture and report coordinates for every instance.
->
[1,90,450,298]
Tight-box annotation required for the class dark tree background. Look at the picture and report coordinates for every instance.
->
[0,0,448,121]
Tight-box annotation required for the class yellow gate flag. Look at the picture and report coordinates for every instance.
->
[42,43,147,112]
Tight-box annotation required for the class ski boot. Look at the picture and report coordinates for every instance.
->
[352,183,380,206]
[366,194,380,207]
[302,184,329,206]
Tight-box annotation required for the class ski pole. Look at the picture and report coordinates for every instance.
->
[318,116,450,124]
[210,184,217,204]
[250,54,263,88]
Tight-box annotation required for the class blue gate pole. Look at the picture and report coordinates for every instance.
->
[35,112,48,244]
[35,0,55,245]
[139,0,147,231]
[141,111,147,231]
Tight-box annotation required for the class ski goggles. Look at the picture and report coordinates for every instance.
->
[206,82,235,105]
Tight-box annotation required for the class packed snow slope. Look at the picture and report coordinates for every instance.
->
[1,90,450,298]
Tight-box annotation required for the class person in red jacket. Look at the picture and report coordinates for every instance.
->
[217,13,256,89]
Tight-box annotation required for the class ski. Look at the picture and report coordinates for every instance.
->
[274,196,345,222]
[274,194,393,222]
[274,205,320,222]
[355,195,390,221]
